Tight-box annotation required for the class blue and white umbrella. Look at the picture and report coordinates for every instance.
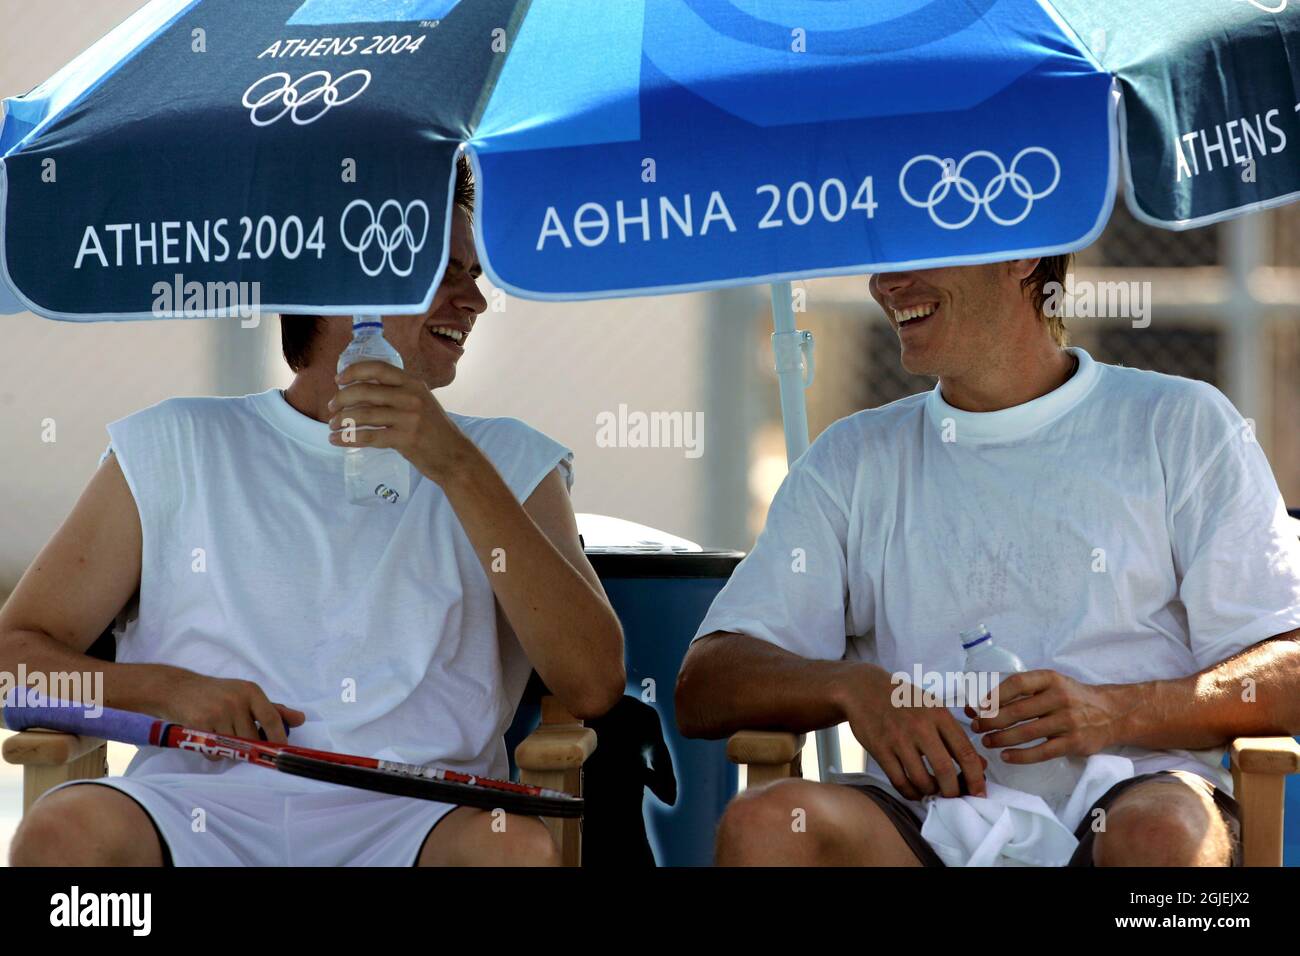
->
[4,0,1295,420]
[3,0,1296,321]
[3,0,1297,770]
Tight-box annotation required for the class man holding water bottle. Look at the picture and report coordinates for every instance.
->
[676,254,1300,867]
[1,157,625,867]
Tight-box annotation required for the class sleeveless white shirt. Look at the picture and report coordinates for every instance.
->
[102,388,572,784]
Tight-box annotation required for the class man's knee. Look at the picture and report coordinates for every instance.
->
[717,779,862,865]
[1094,781,1233,867]
[485,816,562,867]
[717,780,812,855]
[419,810,561,867]
[10,786,163,867]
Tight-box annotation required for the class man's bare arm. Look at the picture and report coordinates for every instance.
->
[0,453,303,741]
[674,631,861,739]
[1113,628,1300,750]
[676,631,989,799]
[0,453,156,710]
[975,628,1300,763]
[446,460,626,720]
[329,361,625,720]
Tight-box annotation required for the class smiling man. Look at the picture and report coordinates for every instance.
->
[676,255,1300,867]
[2,156,625,867]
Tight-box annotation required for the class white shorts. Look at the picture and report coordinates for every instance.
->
[46,765,457,866]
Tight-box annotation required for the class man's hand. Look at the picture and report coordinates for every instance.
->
[148,666,305,754]
[838,665,988,800]
[327,360,472,484]
[969,669,1123,766]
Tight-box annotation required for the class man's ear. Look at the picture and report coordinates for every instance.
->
[1006,258,1040,282]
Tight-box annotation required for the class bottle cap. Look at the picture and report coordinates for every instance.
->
[959,624,991,651]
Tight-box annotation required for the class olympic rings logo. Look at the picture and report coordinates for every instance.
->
[242,70,371,127]
[340,199,430,277]
[899,148,1061,230]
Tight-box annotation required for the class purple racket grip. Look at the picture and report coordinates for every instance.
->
[0,697,161,747]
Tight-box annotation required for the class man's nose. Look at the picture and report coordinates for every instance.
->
[453,274,487,316]
[872,271,916,296]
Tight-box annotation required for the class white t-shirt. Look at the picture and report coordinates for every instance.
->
[102,388,572,784]
[696,348,1300,795]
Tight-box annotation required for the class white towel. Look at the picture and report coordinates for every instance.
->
[919,754,1135,867]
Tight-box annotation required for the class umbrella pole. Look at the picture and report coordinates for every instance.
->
[770,281,812,459]
[768,281,842,778]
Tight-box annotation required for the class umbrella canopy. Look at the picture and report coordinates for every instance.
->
[1,0,1295,320]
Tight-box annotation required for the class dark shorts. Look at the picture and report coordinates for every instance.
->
[848,771,1243,867]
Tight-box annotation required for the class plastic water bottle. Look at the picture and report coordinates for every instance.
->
[958,624,1084,808]
[337,316,409,506]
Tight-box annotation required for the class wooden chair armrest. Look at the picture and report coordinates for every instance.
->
[516,694,597,772]
[1230,736,1300,867]
[1230,736,1300,775]
[515,696,593,867]
[726,730,804,766]
[4,730,110,814]
[3,729,106,767]
[514,725,597,771]
[726,729,808,788]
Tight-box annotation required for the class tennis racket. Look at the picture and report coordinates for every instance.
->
[1,697,582,818]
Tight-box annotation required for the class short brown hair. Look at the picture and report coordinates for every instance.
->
[280,154,477,372]
[1021,254,1073,347]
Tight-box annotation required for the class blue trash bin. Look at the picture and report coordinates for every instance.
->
[587,548,744,867]
[505,546,743,866]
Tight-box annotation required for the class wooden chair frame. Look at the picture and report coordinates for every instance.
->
[3,695,596,867]
[727,729,1300,866]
